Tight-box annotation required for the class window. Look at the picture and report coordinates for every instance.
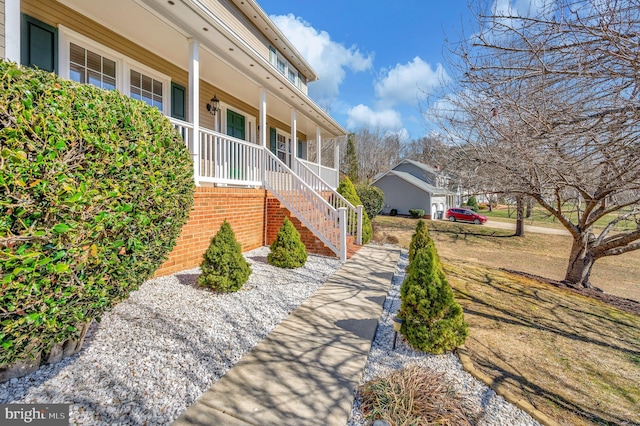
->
[269,45,303,89]
[69,43,116,90]
[60,27,171,115]
[130,70,163,110]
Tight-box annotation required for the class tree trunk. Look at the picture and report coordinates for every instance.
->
[564,234,596,288]
[525,197,533,219]
[515,196,525,237]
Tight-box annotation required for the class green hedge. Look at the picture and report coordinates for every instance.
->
[0,61,194,365]
[337,177,372,244]
[355,184,384,220]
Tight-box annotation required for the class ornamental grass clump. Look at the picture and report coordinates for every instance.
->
[337,176,372,244]
[268,217,307,268]
[399,222,468,353]
[358,365,472,425]
[199,220,251,292]
[0,61,194,367]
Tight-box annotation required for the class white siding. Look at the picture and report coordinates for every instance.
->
[0,0,5,59]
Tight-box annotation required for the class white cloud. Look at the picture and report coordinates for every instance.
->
[269,14,373,102]
[374,57,449,106]
[346,104,403,130]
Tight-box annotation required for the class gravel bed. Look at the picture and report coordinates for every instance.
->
[0,247,342,425]
[347,250,542,426]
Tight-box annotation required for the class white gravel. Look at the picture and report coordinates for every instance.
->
[1,246,542,426]
[347,249,541,426]
[0,247,342,425]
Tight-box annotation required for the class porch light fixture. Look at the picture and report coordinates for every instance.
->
[206,94,220,116]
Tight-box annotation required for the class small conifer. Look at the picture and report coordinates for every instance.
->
[399,223,468,353]
[199,220,251,292]
[268,217,308,268]
[337,176,373,244]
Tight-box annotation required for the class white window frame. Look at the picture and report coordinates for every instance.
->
[58,26,170,115]
[269,45,302,89]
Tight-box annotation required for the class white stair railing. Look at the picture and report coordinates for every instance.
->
[294,161,362,245]
[265,151,347,261]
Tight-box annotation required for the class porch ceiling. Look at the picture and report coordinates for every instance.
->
[55,0,345,140]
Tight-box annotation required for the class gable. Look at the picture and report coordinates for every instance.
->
[393,162,437,186]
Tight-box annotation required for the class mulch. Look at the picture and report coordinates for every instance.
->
[501,269,640,316]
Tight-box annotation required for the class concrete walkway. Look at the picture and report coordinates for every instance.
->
[172,245,401,426]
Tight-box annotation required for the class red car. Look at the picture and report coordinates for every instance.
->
[445,208,487,224]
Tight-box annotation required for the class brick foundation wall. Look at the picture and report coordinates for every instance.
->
[266,194,337,258]
[155,187,342,278]
[155,187,267,277]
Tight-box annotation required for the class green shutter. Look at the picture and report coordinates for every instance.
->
[170,83,186,121]
[297,139,303,159]
[226,110,245,140]
[21,14,58,73]
[269,127,277,155]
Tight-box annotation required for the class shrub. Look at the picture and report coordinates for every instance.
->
[0,61,194,366]
[465,196,479,212]
[358,365,471,425]
[199,220,251,292]
[409,209,425,219]
[399,223,468,353]
[268,217,307,268]
[337,177,372,244]
[390,208,398,216]
[355,184,384,220]
[408,220,431,263]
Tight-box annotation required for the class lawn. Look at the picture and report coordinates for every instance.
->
[371,216,640,426]
[483,206,636,232]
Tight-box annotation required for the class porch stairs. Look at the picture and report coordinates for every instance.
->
[264,151,362,261]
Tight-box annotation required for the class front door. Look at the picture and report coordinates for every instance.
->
[227,109,245,140]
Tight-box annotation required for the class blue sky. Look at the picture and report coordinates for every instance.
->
[257,0,477,141]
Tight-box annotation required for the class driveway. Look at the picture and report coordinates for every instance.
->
[484,220,571,236]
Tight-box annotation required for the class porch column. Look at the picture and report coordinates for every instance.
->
[188,38,200,186]
[316,126,322,167]
[5,0,20,62]
[290,108,297,169]
[260,87,267,183]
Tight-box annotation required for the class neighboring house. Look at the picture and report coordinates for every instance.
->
[2,0,362,272]
[372,159,456,219]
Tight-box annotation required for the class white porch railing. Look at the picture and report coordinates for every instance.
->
[294,160,362,245]
[297,158,339,188]
[199,128,263,186]
[170,117,358,261]
[265,151,347,261]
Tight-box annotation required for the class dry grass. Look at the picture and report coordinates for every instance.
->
[371,216,640,425]
[358,365,472,426]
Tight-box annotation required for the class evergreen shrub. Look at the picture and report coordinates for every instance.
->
[0,61,194,366]
[337,177,372,244]
[268,217,307,268]
[199,220,251,292]
[399,222,468,353]
[409,209,425,218]
[355,184,384,220]
[465,196,479,212]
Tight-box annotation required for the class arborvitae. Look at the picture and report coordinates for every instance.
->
[345,133,359,183]
[268,217,308,268]
[199,220,251,292]
[399,224,468,353]
[336,176,372,244]
[409,220,432,263]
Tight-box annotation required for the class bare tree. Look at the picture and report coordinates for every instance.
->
[348,127,403,182]
[434,0,640,288]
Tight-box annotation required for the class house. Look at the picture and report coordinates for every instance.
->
[372,159,457,219]
[1,0,362,272]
